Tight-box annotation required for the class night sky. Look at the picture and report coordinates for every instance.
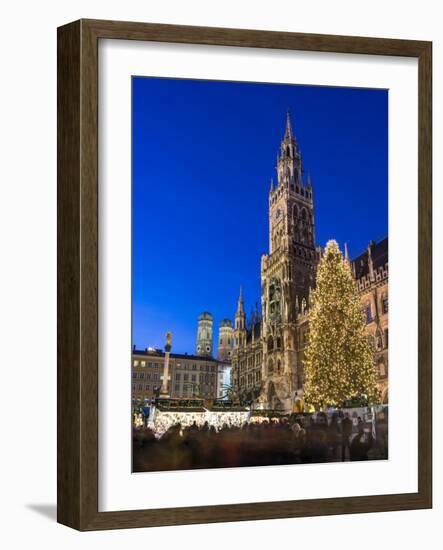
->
[132,77,388,354]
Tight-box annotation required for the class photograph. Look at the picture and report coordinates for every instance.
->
[131,76,389,473]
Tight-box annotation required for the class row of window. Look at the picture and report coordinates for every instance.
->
[133,360,160,368]
[174,384,216,393]
[133,372,159,380]
[133,384,155,392]
[239,370,262,387]
[364,296,388,323]
[132,385,218,397]
[174,363,216,372]
[133,359,218,371]
[270,185,312,203]
[174,372,216,382]
[219,338,232,346]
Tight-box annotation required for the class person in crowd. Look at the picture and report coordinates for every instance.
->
[350,425,374,461]
[341,413,353,461]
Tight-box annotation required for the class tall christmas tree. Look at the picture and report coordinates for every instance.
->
[303,240,380,410]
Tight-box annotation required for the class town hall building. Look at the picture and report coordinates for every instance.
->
[230,113,388,411]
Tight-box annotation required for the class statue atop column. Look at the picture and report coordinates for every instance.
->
[161,331,172,397]
[165,331,172,352]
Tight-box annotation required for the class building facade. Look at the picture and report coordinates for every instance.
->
[132,312,233,404]
[231,113,388,411]
[132,348,219,404]
[352,238,389,403]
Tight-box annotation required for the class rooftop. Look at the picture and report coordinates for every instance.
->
[132,348,217,362]
[351,237,388,279]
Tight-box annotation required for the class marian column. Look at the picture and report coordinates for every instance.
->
[160,331,172,397]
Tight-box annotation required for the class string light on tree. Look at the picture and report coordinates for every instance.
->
[303,240,380,410]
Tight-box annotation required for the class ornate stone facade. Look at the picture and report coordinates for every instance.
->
[351,239,389,403]
[231,113,388,411]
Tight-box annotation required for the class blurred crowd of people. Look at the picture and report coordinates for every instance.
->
[140,410,250,437]
[133,411,388,472]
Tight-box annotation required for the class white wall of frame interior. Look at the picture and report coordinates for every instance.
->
[0,0,441,547]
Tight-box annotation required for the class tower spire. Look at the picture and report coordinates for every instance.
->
[234,285,246,333]
[237,285,244,314]
[285,110,293,139]
[307,171,312,187]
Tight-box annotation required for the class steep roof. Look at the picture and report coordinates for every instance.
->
[351,237,388,279]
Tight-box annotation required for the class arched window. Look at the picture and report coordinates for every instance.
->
[293,204,298,220]
[301,208,307,221]
[267,335,274,351]
[277,359,281,373]
[375,330,383,351]
[366,304,372,323]
[268,358,274,374]
[276,336,282,349]
[286,145,290,156]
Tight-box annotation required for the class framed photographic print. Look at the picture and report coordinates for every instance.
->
[57,19,432,530]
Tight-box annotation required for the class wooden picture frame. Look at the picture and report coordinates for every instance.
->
[57,19,432,530]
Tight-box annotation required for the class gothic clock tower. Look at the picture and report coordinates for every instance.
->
[260,112,318,410]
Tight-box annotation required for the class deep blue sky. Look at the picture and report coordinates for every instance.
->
[132,77,388,353]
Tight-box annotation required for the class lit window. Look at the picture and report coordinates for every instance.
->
[133,360,139,367]
[141,361,146,367]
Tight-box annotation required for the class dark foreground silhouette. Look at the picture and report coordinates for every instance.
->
[133,413,388,472]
